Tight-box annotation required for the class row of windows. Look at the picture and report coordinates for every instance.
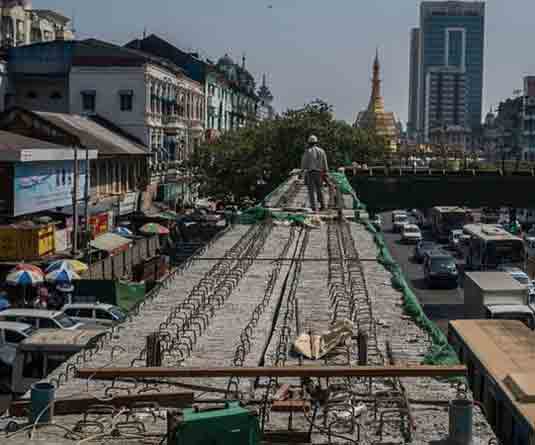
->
[81,90,133,113]
[24,90,63,100]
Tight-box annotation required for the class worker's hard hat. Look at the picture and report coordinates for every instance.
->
[308,135,318,144]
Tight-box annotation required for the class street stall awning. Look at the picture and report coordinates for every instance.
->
[89,233,131,255]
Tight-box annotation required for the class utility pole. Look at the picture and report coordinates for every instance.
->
[84,147,90,246]
[72,146,78,256]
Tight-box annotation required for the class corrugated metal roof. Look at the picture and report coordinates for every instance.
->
[33,111,148,156]
[0,130,65,152]
[89,233,132,252]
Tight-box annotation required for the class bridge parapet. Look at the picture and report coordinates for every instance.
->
[345,166,535,211]
[342,166,535,178]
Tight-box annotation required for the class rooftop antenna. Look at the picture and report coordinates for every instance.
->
[143,27,147,39]
[242,52,246,69]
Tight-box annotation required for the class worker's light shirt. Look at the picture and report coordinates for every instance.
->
[301,145,328,172]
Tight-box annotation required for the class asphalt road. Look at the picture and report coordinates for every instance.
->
[380,212,468,330]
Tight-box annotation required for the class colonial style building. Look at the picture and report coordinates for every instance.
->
[125,34,259,140]
[354,51,399,151]
[0,0,73,47]
[6,39,205,171]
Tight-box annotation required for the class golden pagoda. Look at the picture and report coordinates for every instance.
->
[355,49,399,151]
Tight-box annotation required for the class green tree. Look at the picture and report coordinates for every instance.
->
[188,100,388,204]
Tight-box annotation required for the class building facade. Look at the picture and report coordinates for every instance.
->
[407,28,420,140]
[425,66,470,149]
[415,1,485,142]
[0,0,73,47]
[354,51,399,151]
[522,76,535,161]
[6,39,205,170]
[125,35,259,139]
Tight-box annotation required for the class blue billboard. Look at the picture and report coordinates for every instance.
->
[14,160,88,216]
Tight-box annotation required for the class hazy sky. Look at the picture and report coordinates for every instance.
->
[35,0,535,125]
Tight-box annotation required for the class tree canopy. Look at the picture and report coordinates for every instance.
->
[188,100,389,203]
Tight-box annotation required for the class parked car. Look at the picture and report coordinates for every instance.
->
[0,309,84,330]
[393,212,409,233]
[62,303,127,327]
[424,250,459,288]
[401,224,422,244]
[449,229,464,250]
[413,241,436,263]
[0,321,34,347]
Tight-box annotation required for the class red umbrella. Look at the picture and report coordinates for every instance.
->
[14,263,44,277]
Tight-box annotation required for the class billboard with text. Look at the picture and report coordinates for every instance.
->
[14,160,87,216]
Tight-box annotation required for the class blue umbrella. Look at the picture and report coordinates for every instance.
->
[0,293,10,311]
[114,226,133,237]
[6,269,44,286]
[45,268,80,284]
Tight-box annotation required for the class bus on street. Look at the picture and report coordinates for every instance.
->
[430,206,471,243]
[462,224,525,270]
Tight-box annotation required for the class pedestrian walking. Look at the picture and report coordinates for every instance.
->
[301,135,329,212]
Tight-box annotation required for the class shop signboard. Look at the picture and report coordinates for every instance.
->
[13,160,87,216]
[119,191,139,216]
[89,212,108,238]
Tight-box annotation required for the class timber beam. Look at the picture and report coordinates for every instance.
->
[76,365,466,380]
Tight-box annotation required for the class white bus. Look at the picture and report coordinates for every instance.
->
[462,224,525,270]
[430,206,471,243]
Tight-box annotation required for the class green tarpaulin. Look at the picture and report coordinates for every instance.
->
[116,280,146,312]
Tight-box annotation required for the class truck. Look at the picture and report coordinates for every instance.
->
[464,271,535,329]
[430,206,470,243]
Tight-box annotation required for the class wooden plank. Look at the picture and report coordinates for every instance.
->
[76,365,467,380]
[263,430,311,444]
[271,400,311,413]
[9,392,194,418]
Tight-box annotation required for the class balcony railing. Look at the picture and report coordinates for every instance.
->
[163,114,180,126]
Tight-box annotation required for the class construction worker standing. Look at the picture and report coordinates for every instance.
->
[301,135,329,212]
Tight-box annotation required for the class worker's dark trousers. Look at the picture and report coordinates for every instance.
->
[306,170,324,211]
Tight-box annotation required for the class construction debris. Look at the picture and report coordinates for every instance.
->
[293,319,353,359]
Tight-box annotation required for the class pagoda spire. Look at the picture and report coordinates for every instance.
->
[367,48,384,113]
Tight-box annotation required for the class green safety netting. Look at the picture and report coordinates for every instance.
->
[328,169,462,373]
[239,206,307,225]
[329,171,355,196]
[364,222,460,368]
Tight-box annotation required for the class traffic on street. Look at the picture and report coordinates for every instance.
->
[378,207,534,331]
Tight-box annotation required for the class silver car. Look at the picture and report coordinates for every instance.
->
[62,303,127,327]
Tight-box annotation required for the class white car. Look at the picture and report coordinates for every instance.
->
[62,303,127,327]
[401,224,423,244]
[392,210,407,224]
[0,309,84,330]
[393,213,409,233]
[0,321,34,347]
